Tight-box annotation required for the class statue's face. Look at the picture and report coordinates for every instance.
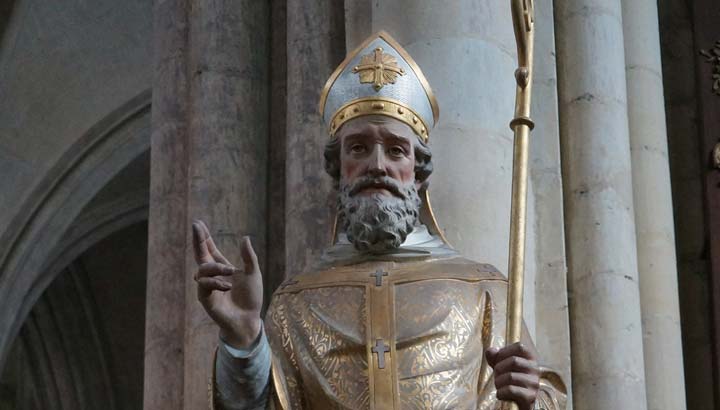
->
[336,116,420,194]
[334,116,422,253]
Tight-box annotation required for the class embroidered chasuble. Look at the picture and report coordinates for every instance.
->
[257,256,566,409]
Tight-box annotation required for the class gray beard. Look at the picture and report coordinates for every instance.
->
[338,176,421,254]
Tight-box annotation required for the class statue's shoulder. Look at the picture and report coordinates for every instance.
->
[422,256,506,279]
[273,256,506,296]
[395,256,507,283]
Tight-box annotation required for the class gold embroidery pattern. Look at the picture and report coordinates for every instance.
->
[395,280,485,409]
[263,259,566,409]
[267,298,304,409]
[274,286,370,409]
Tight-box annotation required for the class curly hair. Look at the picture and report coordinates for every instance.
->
[323,136,434,187]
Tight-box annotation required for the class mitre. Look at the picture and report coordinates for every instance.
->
[319,31,449,244]
[318,31,440,142]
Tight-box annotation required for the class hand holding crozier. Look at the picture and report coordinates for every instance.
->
[486,342,540,410]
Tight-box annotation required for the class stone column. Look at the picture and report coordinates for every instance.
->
[530,1,573,401]
[144,0,189,407]
[184,1,269,409]
[555,1,648,409]
[284,0,345,276]
[145,0,269,408]
[622,0,687,408]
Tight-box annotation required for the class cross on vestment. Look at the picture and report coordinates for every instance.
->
[371,338,390,369]
[370,269,388,287]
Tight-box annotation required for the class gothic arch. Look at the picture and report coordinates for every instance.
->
[0,90,151,369]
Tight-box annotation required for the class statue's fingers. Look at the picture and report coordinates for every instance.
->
[494,372,540,390]
[485,347,500,367]
[492,342,536,364]
[496,385,535,407]
[196,277,232,297]
[205,234,231,265]
[196,262,240,279]
[240,236,260,275]
[192,220,214,264]
[196,221,232,265]
[493,356,538,376]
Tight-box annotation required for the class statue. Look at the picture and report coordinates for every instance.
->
[194,31,567,410]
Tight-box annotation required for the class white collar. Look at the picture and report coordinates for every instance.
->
[336,225,442,248]
[320,225,456,267]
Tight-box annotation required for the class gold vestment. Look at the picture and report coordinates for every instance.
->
[263,256,566,409]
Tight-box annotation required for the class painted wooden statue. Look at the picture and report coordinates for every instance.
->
[196,31,566,410]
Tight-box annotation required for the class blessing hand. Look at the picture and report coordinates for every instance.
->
[485,342,540,410]
[192,220,263,349]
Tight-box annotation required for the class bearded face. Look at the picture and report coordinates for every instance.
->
[338,175,421,253]
[329,115,432,254]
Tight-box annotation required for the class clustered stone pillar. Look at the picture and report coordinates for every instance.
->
[145,0,269,409]
[555,0,649,409]
[622,0,687,408]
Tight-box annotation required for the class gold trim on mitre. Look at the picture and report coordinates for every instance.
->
[318,30,440,139]
[329,97,431,142]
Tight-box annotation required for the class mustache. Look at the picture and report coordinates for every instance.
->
[347,176,405,199]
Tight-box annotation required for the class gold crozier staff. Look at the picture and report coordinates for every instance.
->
[505,0,536,409]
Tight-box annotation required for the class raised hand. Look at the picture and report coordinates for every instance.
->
[192,220,263,349]
[485,342,540,410]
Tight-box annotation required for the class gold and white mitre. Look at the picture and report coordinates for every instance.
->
[318,31,440,142]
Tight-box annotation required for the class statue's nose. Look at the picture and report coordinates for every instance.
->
[366,145,388,178]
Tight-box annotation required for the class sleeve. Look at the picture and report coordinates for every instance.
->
[211,326,272,410]
[476,287,568,410]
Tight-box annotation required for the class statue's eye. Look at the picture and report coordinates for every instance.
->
[389,146,406,157]
[350,144,366,154]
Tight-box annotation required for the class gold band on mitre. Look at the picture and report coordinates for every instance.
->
[328,97,431,143]
[319,31,440,142]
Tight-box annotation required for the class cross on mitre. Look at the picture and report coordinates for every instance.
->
[352,46,406,91]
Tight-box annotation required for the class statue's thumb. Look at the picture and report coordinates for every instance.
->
[240,236,259,275]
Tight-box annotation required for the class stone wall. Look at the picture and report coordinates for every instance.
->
[0,0,151,232]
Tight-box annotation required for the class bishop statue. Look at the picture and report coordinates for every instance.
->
[194,31,567,410]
